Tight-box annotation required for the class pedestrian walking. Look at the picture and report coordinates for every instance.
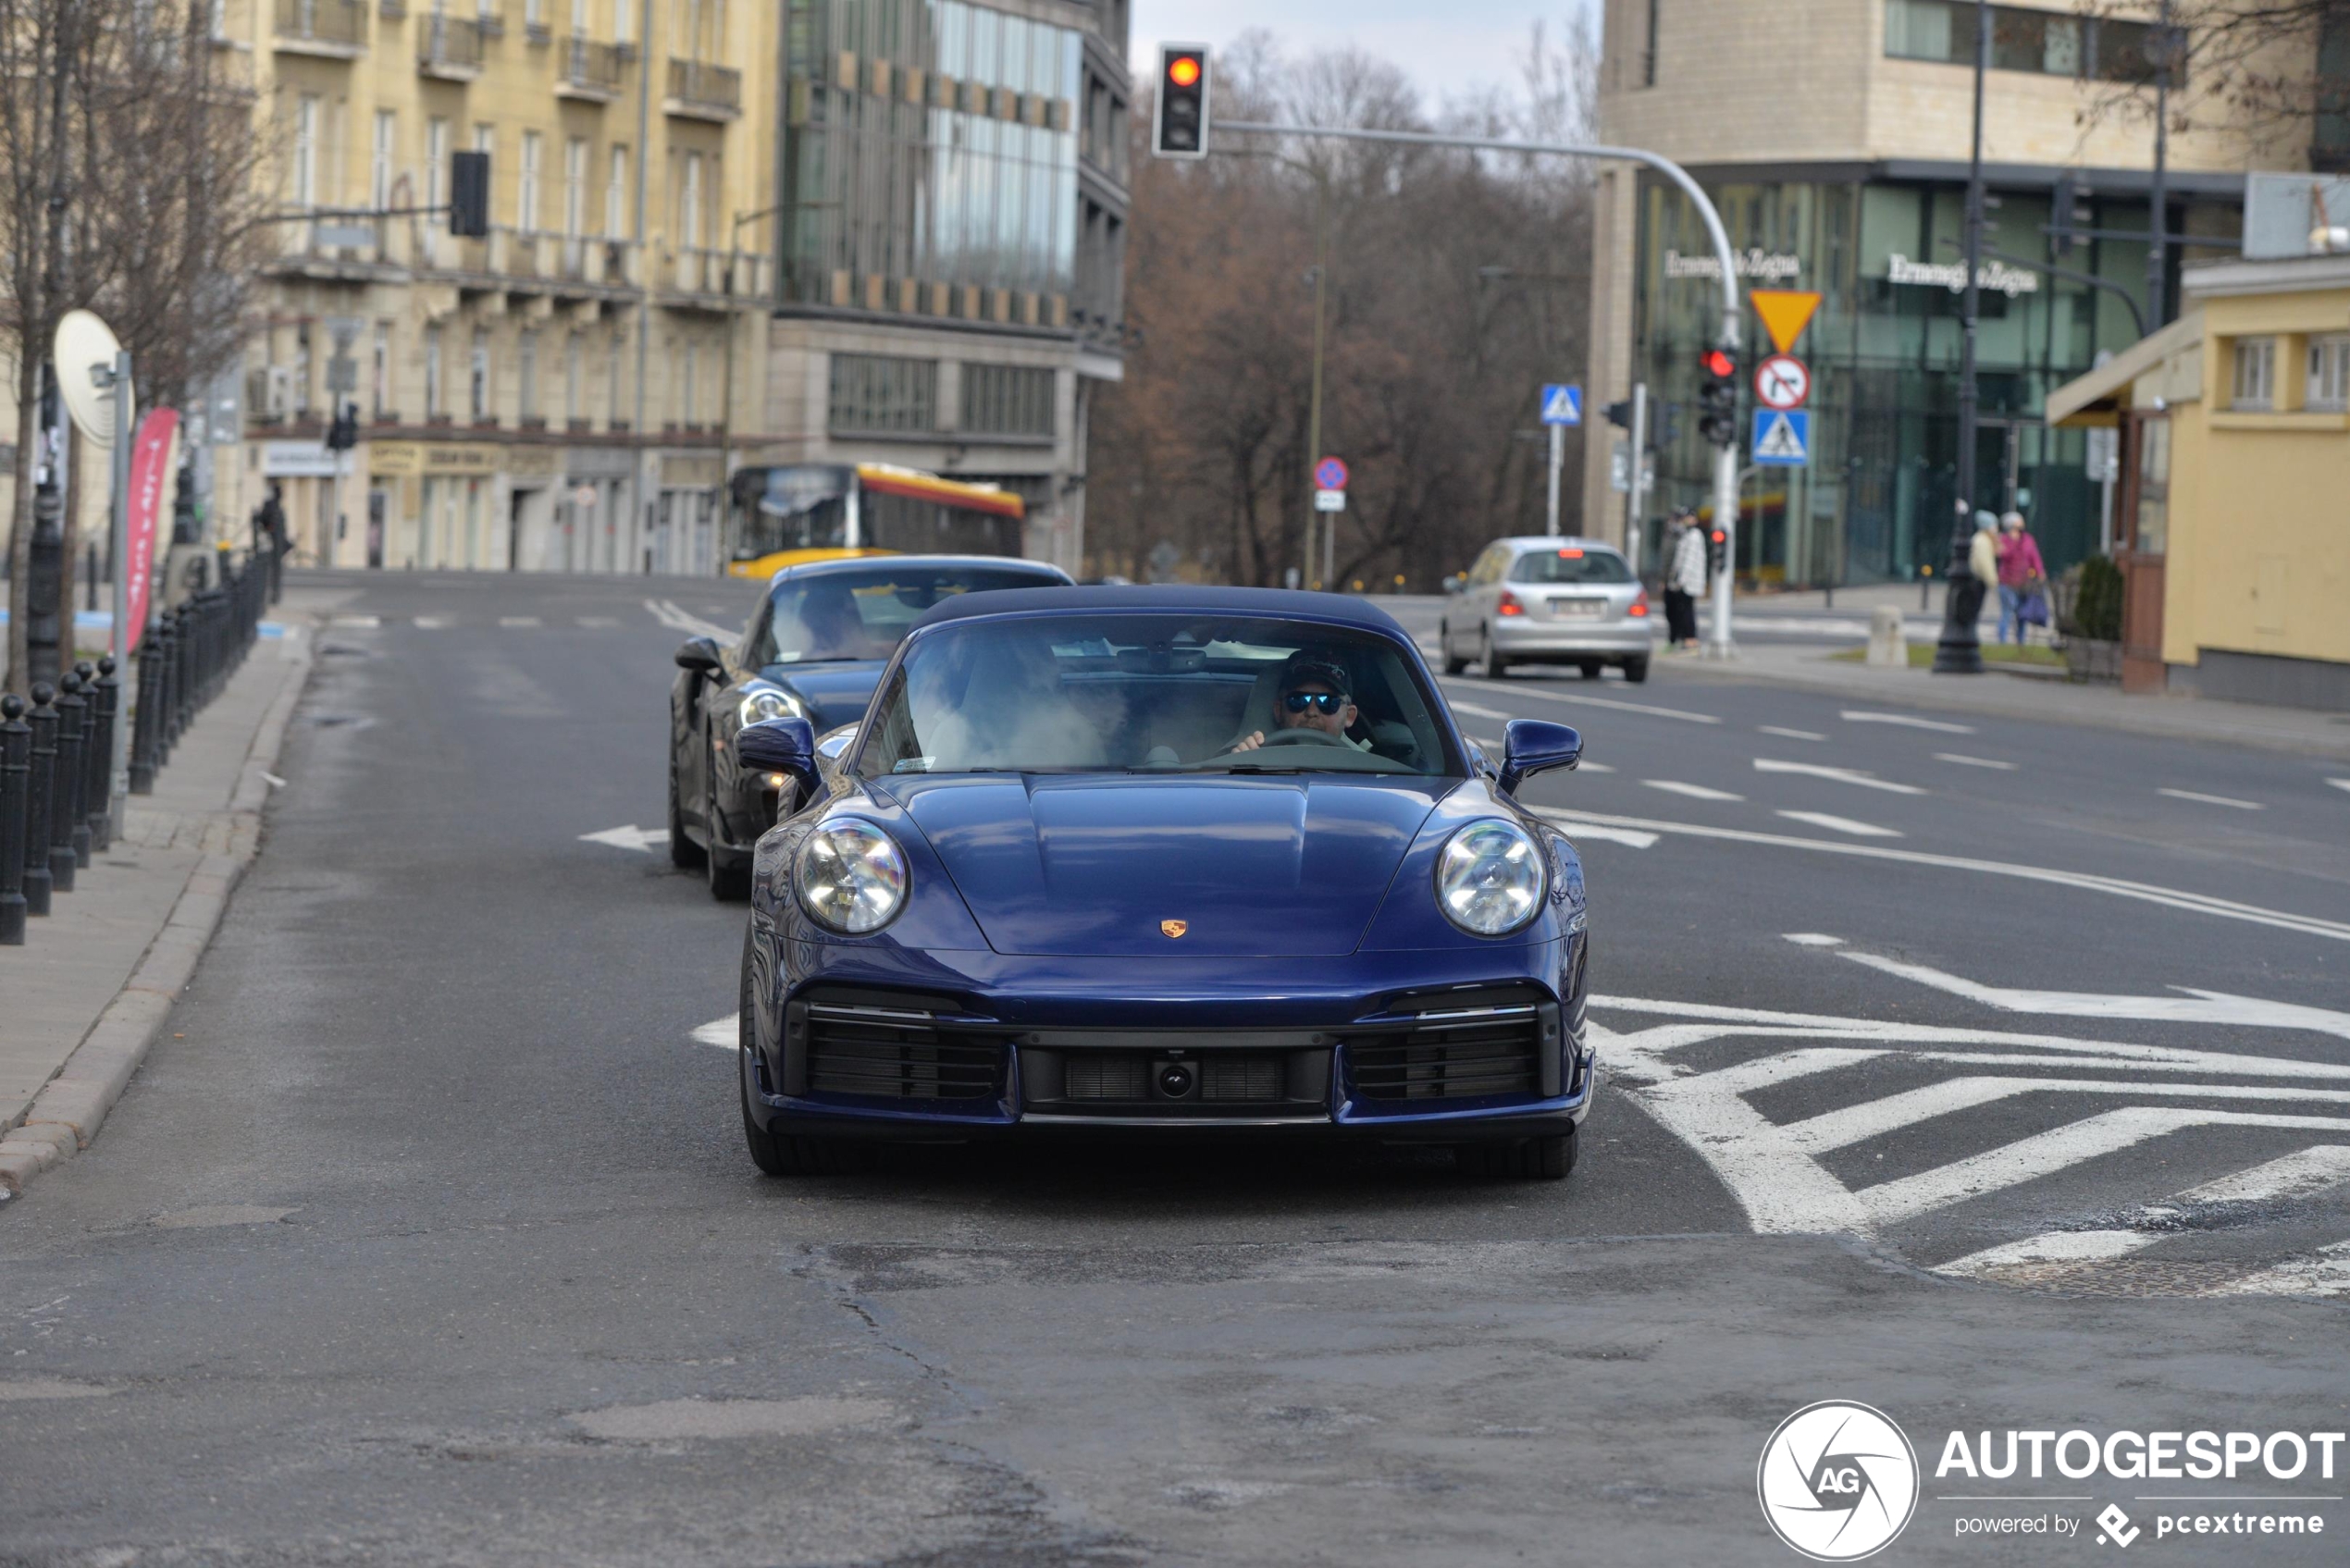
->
[1995,509,2047,645]
[1664,508,1705,650]
[254,483,289,603]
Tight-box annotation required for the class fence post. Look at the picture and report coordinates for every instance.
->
[86,656,117,853]
[129,634,161,795]
[23,683,58,914]
[0,694,28,945]
[158,609,182,760]
[53,670,87,882]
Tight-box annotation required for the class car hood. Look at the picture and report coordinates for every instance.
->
[760,661,888,732]
[875,774,1447,957]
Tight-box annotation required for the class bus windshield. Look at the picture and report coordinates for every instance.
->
[732,465,851,564]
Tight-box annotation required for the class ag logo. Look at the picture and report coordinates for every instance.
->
[1757,1401,1919,1561]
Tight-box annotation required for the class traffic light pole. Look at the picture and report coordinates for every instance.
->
[1212,120,1745,653]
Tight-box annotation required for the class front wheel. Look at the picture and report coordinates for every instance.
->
[1462,1127,1577,1180]
[668,765,704,869]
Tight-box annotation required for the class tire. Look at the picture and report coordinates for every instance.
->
[1577,659,1602,681]
[709,843,752,901]
[668,764,704,870]
[1482,631,1508,679]
[1462,1127,1577,1181]
[1441,622,1469,676]
[1621,657,1650,685]
[738,930,869,1178]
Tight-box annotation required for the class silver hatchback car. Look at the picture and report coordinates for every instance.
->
[1439,537,1654,682]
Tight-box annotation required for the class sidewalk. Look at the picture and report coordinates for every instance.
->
[0,589,329,1198]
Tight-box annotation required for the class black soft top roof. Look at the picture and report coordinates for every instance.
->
[908,584,1410,635]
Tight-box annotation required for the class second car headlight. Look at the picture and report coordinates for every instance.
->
[1434,821,1546,937]
[739,686,804,726]
[795,821,909,934]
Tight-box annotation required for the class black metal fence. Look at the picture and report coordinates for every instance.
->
[1,550,268,945]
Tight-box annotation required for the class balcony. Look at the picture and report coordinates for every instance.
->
[474,0,505,39]
[664,58,740,121]
[557,35,625,102]
[662,246,769,307]
[413,225,640,297]
[274,0,367,56]
[418,12,483,79]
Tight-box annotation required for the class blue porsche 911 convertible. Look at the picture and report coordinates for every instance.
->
[732,586,1594,1179]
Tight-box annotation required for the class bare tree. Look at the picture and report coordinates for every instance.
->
[3,0,271,691]
[2071,1,2346,145]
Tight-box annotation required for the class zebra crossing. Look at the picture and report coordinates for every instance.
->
[1598,952,2350,1298]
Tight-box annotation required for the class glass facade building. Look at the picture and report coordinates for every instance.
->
[1630,172,2242,584]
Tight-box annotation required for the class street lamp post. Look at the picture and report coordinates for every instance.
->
[1932,0,1991,675]
[2146,0,2174,330]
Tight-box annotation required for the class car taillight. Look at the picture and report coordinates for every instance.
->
[1497,591,1526,617]
[1627,591,1650,618]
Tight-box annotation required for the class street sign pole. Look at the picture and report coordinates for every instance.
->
[1545,423,1563,538]
[105,352,132,834]
[1625,384,1649,574]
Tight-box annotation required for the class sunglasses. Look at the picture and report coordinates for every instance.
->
[1282,691,1346,715]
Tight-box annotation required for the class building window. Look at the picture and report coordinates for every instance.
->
[371,321,391,418]
[1641,0,1659,87]
[371,110,397,214]
[1883,1,2163,81]
[470,327,492,421]
[2307,336,2350,412]
[563,137,588,237]
[680,151,704,251]
[565,334,583,426]
[424,325,444,420]
[519,329,540,422]
[2231,336,2276,410]
[427,117,450,239]
[827,353,937,436]
[960,364,1055,438]
[607,144,628,240]
[613,0,632,46]
[519,130,543,233]
[293,94,320,207]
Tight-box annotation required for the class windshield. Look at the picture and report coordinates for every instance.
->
[1509,547,1635,585]
[858,615,1456,778]
[748,567,1060,666]
[732,465,849,562]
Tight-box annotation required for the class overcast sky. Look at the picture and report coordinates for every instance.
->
[1131,0,1602,110]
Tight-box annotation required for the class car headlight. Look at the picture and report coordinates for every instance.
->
[795,821,909,934]
[1435,821,1546,937]
[739,686,803,726]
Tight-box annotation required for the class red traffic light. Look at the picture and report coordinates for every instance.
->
[1167,54,1201,87]
[1701,348,1736,379]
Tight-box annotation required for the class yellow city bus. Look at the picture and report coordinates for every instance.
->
[724,462,1028,579]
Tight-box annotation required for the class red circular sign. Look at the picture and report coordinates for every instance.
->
[1314,456,1348,490]
[1753,354,1811,411]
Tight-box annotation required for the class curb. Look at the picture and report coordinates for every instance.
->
[0,630,314,1199]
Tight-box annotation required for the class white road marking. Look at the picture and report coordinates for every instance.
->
[328,613,381,629]
[1841,710,1974,734]
[1935,752,2017,771]
[413,616,451,629]
[1787,1075,2350,1154]
[1644,780,1744,802]
[1943,1229,2154,1274]
[1837,950,2350,1041]
[1574,760,1615,772]
[1759,726,1826,742]
[2330,778,2350,796]
[1534,806,2350,945]
[1782,932,1846,946]
[500,615,543,628]
[2206,1239,2350,1297]
[693,1015,737,1050]
[1443,676,1720,724]
[646,598,737,642]
[1554,822,1658,848]
[2178,1143,2350,1204]
[1753,759,1926,795]
[1774,809,1901,837]
[259,771,287,789]
[579,824,669,852]
[2158,786,2263,810]
[1449,701,1516,721]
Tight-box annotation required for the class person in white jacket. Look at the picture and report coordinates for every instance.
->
[1665,510,1706,650]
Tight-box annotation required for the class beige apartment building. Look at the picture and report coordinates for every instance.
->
[1584,0,2325,586]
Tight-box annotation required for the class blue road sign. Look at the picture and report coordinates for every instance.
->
[1314,456,1349,490]
[1540,384,1582,426]
[1752,408,1810,465]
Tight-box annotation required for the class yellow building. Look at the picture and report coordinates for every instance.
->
[2048,240,2350,710]
[231,0,773,573]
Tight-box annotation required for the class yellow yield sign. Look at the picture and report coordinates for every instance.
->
[1749,290,1822,354]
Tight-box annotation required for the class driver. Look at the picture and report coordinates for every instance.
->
[1231,657,1368,753]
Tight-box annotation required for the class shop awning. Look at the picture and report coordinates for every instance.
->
[2045,312,2204,427]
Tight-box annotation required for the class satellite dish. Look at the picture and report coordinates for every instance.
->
[54,310,126,448]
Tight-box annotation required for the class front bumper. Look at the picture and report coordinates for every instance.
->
[742,937,1595,1142]
[1489,618,1654,656]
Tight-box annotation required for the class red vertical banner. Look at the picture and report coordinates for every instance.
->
[124,408,179,651]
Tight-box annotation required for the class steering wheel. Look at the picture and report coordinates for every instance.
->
[1239,727,1354,749]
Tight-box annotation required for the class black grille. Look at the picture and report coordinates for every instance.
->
[1201,1055,1284,1100]
[1064,1054,1148,1099]
[804,1003,1005,1101]
[1346,1004,1546,1102]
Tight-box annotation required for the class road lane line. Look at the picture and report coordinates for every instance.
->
[500,616,542,628]
[1837,950,2350,1041]
[1553,821,1658,848]
[1789,1077,2350,1154]
[2159,786,2263,810]
[328,614,381,629]
[414,617,451,629]
[1775,810,1901,837]
[1782,932,1845,946]
[1841,710,1975,734]
[1645,780,1744,802]
[1759,726,1826,741]
[1753,759,1926,795]
[1443,676,1720,724]
[2178,1144,2350,1204]
[692,1015,737,1050]
[1536,807,2350,944]
[1935,752,2017,771]
[646,598,737,641]
[2331,779,2350,796]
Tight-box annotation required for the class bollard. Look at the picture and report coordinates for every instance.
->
[157,610,181,762]
[86,656,117,852]
[1866,603,1908,668]
[53,670,88,880]
[130,634,161,794]
[0,694,28,945]
[23,684,57,915]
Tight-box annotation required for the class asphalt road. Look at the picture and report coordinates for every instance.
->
[2,573,2346,1566]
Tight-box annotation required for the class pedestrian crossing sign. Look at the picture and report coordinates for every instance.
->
[1540,384,1582,426]
[1752,408,1809,465]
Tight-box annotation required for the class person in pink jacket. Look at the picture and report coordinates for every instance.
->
[1995,511,2047,645]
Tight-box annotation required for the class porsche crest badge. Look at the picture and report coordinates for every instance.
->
[1160,920,1189,939]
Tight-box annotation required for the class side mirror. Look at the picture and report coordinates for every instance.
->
[674,636,724,674]
[1497,718,1580,796]
[737,716,819,796]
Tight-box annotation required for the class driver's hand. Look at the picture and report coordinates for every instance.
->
[1232,730,1266,752]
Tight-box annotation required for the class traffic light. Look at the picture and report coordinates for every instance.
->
[324,400,359,452]
[450,150,490,238]
[1603,399,1634,430]
[1153,44,1211,159]
[1707,526,1727,574]
[1697,346,1738,447]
